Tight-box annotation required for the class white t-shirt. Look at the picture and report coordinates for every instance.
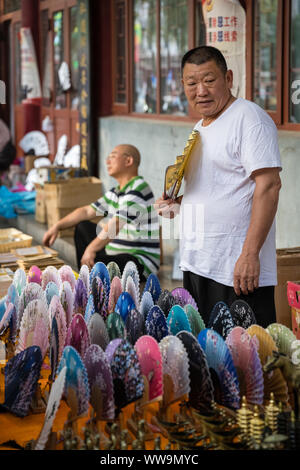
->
[179,97,282,287]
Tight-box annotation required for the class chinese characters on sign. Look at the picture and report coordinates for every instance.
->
[78,0,90,172]
[202,0,246,98]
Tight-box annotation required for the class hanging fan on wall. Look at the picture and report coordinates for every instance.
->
[19,131,49,156]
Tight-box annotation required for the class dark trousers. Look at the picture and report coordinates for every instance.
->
[74,220,146,281]
[183,271,276,328]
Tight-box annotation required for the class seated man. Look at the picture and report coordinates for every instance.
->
[43,144,160,281]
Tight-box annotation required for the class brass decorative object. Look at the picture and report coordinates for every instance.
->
[250,405,264,447]
[265,392,280,433]
[164,130,200,199]
[236,396,253,440]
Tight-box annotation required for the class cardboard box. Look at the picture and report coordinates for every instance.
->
[44,176,102,238]
[35,183,47,224]
[275,248,300,328]
[287,280,300,339]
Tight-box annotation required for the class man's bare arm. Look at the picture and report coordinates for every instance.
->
[233,167,281,295]
[43,204,100,246]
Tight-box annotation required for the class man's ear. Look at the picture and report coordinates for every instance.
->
[125,154,134,167]
[226,69,233,89]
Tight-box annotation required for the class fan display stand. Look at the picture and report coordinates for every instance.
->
[30,381,47,414]
[127,377,155,441]
[105,410,133,446]
[151,374,178,437]
[85,387,110,449]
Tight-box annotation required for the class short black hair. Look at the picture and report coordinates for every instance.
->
[181,46,228,75]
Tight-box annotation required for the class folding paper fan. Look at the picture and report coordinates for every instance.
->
[45,281,60,306]
[125,275,140,310]
[0,296,7,322]
[140,290,154,321]
[208,301,235,339]
[230,300,256,329]
[106,312,126,341]
[6,283,19,311]
[27,265,42,285]
[108,276,122,314]
[109,339,144,411]
[247,325,289,403]
[143,273,161,303]
[0,303,17,343]
[87,312,109,351]
[167,305,192,336]
[42,266,61,290]
[121,261,140,292]
[159,335,190,403]
[18,282,47,328]
[125,308,144,345]
[49,316,59,382]
[266,323,296,357]
[135,335,163,404]
[171,287,198,311]
[107,261,121,281]
[65,313,90,358]
[13,268,27,295]
[115,292,136,323]
[2,345,43,417]
[184,304,206,337]
[164,129,199,200]
[79,264,90,294]
[198,329,240,409]
[89,262,110,299]
[83,344,115,420]
[59,281,74,327]
[91,276,107,319]
[17,298,49,359]
[74,278,88,315]
[35,366,67,450]
[226,327,264,405]
[145,305,170,343]
[291,340,300,365]
[57,345,90,417]
[84,294,96,325]
[19,130,49,156]
[58,265,76,291]
[105,338,123,364]
[176,331,214,410]
[48,295,67,360]
[157,289,176,317]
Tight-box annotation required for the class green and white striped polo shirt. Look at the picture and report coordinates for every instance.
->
[90,176,160,277]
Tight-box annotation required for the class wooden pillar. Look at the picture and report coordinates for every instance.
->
[21,0,41,134]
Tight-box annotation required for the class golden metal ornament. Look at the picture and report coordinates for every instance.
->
[164,130,199,199]
[236,396,253,439]
[250,405,265,447]
[265,392,280,433]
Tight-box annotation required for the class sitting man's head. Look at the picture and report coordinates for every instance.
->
[106,144,140,181]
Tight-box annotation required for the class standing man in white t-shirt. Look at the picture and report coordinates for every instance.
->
[155,46,282,328]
